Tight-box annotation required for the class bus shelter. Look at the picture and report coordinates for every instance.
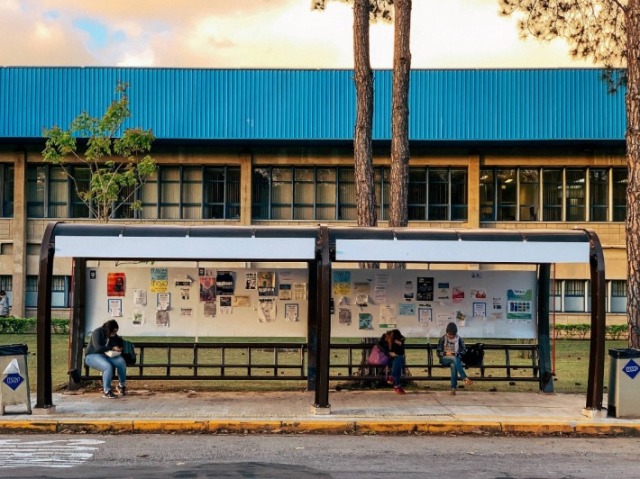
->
[36,224,606,413]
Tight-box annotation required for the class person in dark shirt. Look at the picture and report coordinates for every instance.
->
[437,322,473,395]
[377,329,406,395]
[84,319,127,399]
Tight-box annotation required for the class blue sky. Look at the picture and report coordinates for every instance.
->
[0,0,589,68]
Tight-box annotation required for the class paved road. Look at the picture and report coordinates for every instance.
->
[0,434,637,478]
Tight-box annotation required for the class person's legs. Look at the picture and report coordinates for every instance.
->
[85,354,114,394]
[391,355,406,394]
[110,356,127,389]
[391,355,404,387]
[440,356,457,390]
[453,356,469,381]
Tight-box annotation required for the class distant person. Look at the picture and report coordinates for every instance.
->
[437,322,473,395]
[378,329,407,395]
[0,290,10,317]
[84,319,127,399]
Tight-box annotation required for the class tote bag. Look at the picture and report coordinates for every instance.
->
[368,345,389,366]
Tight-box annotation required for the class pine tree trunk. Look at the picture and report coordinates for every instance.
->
[389,0,411,229]
[626,1,640,348]
[353,0,377,228]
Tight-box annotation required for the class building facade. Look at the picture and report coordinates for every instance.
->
[0,67,627,324]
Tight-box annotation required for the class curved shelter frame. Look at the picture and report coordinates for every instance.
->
[36,224,606,412]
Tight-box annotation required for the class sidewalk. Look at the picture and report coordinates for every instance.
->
[1,388,640,435]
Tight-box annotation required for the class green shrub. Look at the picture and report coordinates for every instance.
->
[552,323,629,340]
[0,317,69,334]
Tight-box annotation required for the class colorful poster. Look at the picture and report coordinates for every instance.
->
[507,289,533,320]
[199,277,216,302]
[150,268,168,293]
[107,272,126,296]
[333,271,351,296]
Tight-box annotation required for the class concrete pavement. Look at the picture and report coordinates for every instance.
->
[1,388,640,435]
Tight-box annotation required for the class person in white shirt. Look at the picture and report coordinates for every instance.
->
[0,290,10,317]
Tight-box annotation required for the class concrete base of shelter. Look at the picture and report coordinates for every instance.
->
[32,405,56,415]
[311,404,331,415]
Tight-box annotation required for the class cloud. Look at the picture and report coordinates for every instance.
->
[0,0,587,68]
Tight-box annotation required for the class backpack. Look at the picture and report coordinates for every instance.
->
[461,343,484,367]
[121,339,137,366]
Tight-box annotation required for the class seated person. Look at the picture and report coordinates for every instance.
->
[84,319,127,399]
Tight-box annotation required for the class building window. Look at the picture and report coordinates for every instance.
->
[253,166,466,222]
[564,280,586,312]
[519,169,539,220]
[481,167,626,222]
[25,275,70,308]
[253,166,391,221]
[590,169,608,221]
[610,280,627,313]
[403,167,468,221]
[566,169,586,221]
[613,169,627,222]
[204,167,241,219]
[0,164,14,218]
[550,280,562,312]
[27,165,91,219]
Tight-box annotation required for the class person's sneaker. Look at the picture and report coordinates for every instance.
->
[450,389,457,396]
[103,390,118,399]
[117,385,127,397]
[393,386,406,395]
[386,376,394,385]
[464,378,473,386]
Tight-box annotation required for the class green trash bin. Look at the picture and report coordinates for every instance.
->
[608,348,640,418]
[0,343,32,415]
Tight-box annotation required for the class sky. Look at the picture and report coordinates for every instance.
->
[0,0,591,69]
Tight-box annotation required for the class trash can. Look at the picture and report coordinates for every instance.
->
[608,348,640,418]
[0,344,32,415]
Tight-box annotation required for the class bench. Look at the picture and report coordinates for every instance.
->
[76,341,540,385]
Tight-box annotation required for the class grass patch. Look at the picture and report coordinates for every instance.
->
[0,334,626,395]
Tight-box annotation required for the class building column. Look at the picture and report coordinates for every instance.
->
[240,151,253,225]
[467,153,481,228]
[12,149,27,318]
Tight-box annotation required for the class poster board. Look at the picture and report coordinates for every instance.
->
[330,269,538,339]
[85,264,538,340]
[85,264,309,338]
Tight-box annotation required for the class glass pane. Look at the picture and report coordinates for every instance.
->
[497,169,516,221]
[543,169,562,221]
[339,205,356,221]
[613,168,627,222]
[294,168,314,181]
[519,169,539,220]
[294,206,313,220]
[273,182,292,203]
[451,169,467,220]
[316,182,336,204]
[294,182,313,203]
[566,169,585,221]
[428,168,449,220]
[590,169,608,221]
[160,206,179,219]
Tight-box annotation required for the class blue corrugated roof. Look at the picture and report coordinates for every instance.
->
[0,67,625,142]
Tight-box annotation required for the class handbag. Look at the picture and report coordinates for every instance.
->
[368,344,389,366]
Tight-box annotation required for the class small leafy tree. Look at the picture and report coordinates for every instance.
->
[42,82,156,223]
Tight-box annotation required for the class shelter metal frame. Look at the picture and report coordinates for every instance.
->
[36,223,606,412]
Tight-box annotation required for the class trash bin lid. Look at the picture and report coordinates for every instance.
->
[0,344,28,356]
[608,348,640,359]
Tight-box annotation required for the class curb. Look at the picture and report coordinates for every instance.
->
[1,419,640,436]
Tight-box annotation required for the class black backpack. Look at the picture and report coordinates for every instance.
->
[462,343,484,367]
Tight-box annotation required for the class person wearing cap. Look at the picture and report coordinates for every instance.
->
[437,322,473,395]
